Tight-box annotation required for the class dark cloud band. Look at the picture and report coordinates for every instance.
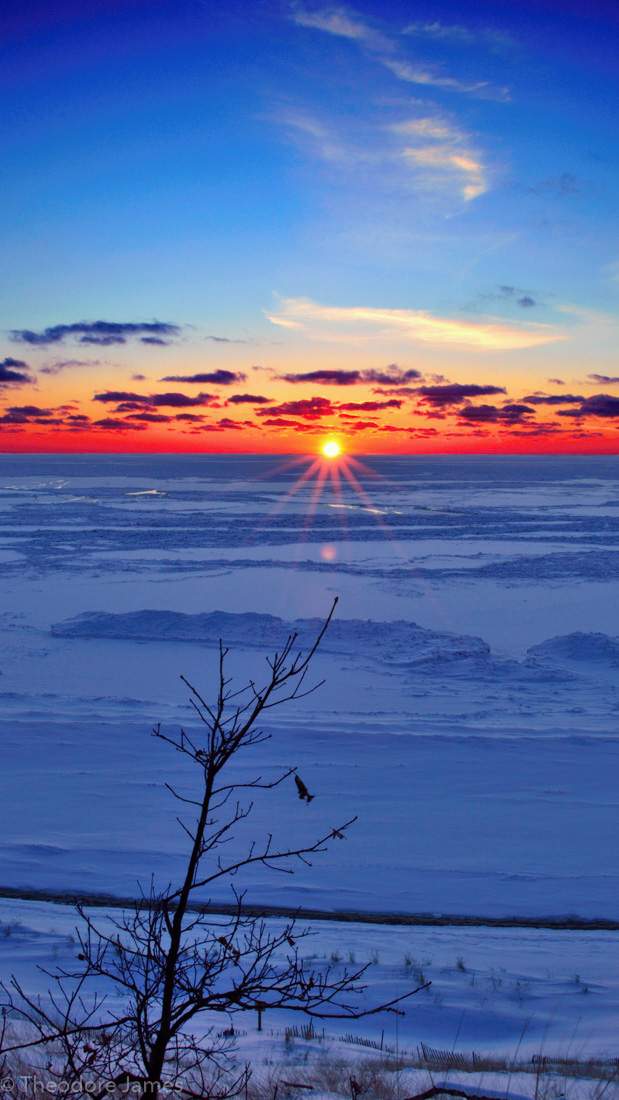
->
[12,321,180,346]
[0,357,32,385]
[160,370,246,385]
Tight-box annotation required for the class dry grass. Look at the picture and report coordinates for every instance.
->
[2,1035,618,1100]
[248,1055,405,1100]
[246,1046,619,1100]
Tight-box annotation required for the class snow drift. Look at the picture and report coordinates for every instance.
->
[51,609,491,668]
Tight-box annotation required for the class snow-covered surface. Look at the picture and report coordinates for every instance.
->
[1,454,618,918]
[2,899,618,1063]
[1,454,618,1058]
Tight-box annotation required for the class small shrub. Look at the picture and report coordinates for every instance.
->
[511,978,531,1001]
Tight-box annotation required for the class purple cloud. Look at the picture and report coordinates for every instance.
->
[418,383,507,406]
[226,394,272,405]
[0,357,32,386]
[12,321,180,346]
[160,370,247,385]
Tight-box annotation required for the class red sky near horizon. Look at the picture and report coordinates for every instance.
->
[2,315,618,454]
[2,328,619,455]
[1,1,618,455]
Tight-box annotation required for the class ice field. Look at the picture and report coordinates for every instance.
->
[1,453,618,1061]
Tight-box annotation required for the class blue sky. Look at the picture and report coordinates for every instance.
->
[1,0,618,452]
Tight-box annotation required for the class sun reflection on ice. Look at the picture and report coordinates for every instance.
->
[249,443,398,559]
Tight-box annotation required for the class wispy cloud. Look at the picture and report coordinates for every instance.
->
[276,109,355,165]
[267,297,563,349]
[290,4,510,101]
[277,105,490,204]
[555,303,616,324]
[290,4,390,49]
[391,116,487,199]
[403,21,517,52]
[277,7,502,216]
[401,143,486,201]
[393,118,456,140]
[40,359,101,376]
[381,57,504,100]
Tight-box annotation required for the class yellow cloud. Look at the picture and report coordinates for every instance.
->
[402,145,487,200]
[268,315,303,329]
[390,115,488,200]
[266,297,565,350]
[392,118,457,140]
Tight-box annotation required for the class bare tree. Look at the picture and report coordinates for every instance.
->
[2,598,428,1099]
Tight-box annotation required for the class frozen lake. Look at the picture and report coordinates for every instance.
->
[1,453,618,919]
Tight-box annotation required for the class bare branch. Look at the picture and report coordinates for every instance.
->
[3,597,424,1097]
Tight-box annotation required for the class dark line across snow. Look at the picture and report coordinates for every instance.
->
[0,887,617,931]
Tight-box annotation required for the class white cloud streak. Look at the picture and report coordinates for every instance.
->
[276,110,353,163]
[404,21,517,52]
[382,57,499,98]
[267,297,564,349]
[290,4,510,101]
[290,5,391,50]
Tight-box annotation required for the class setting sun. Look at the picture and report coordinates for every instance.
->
[322,440,340,458]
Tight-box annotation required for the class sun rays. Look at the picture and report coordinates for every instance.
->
[255,443,388,544]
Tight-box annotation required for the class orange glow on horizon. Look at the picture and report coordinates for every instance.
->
[2,426,619,456]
